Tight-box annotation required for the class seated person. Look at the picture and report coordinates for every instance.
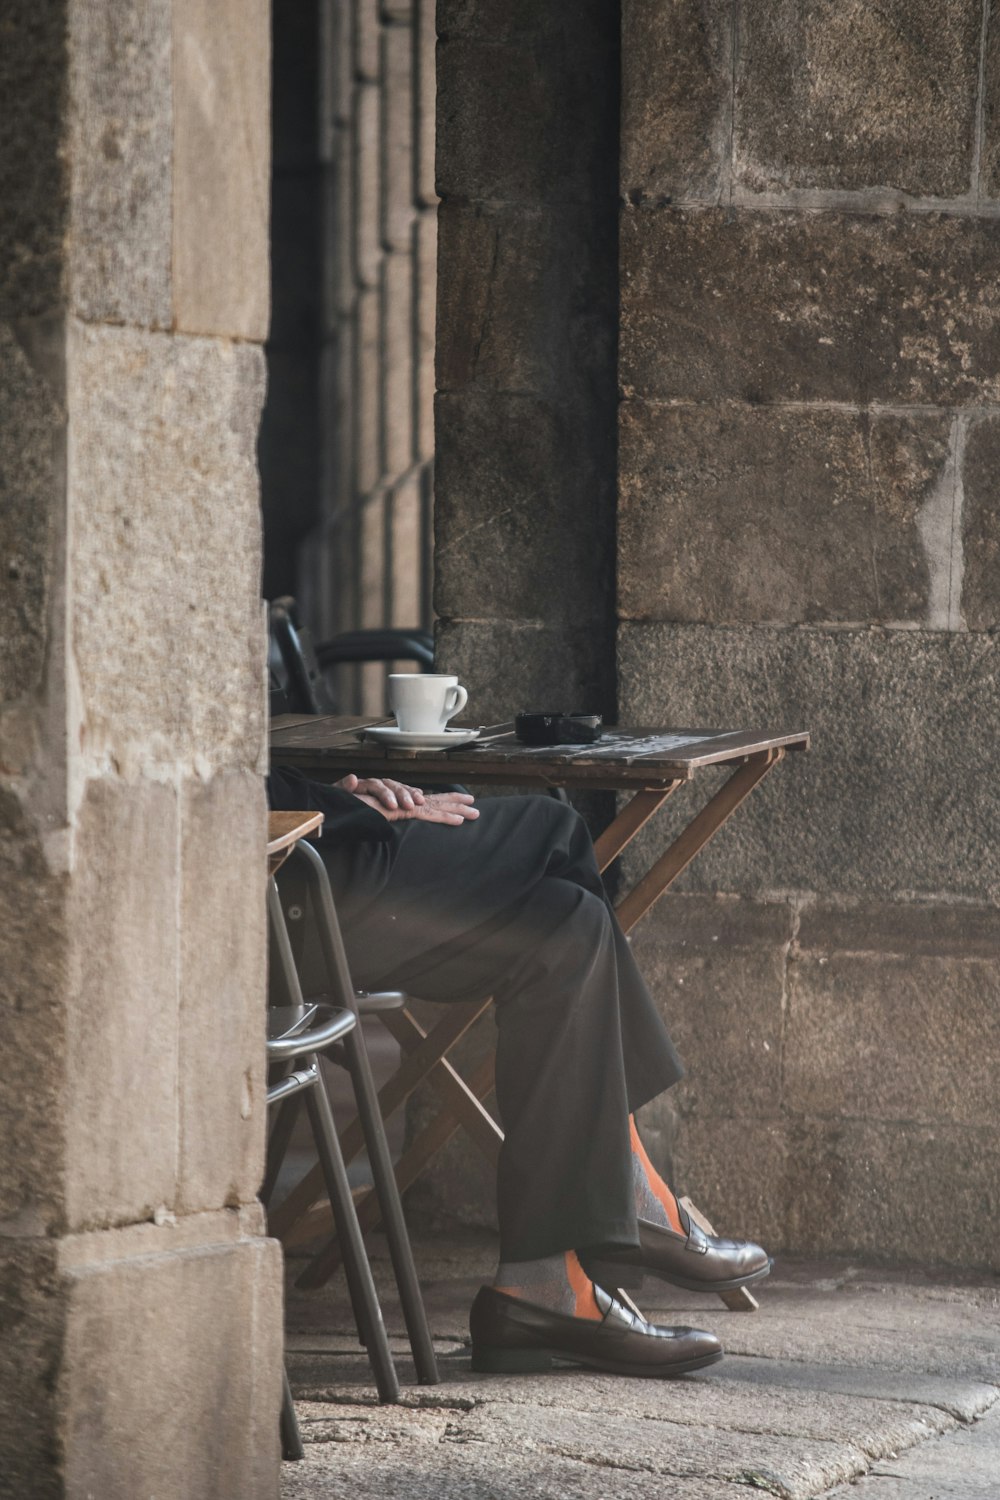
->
[268,765,770,1379]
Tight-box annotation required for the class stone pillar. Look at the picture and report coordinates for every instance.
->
[0,2,282,1495]
[619,0,1000,1267]
[434,0,620,720]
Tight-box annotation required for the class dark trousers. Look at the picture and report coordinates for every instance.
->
[313,795,683,1262]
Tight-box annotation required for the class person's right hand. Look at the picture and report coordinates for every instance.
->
[352,786,479,827]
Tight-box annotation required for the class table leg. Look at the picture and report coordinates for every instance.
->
[616,749,783,935]
[593,785,683,873]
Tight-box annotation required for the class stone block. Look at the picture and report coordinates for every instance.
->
[69,322,266,775]
[0,319,65,706]
[356,286,382,492]
[657,1115,789,1257]
[321,129,355,327]
[68,0,172,329]
[355,0,381,81]
[981,5,1000,197]
[434,392,614,626]
[630,894,793,1119]
[0,0,68,318]
[390,472,423,625]
[177,771,268,1213]
[414,211,436,459]
[617,624,1000,901]
[0,792,67,1232]
[733,0,981,196]
[383,251,415,474]
[360,490,387,627]
[382,22,415,252]
[354,82,382,288]
[785,903,1000,1129]
[437,203,617,402]
[65,777,179,1228]
[620,208,1000,406]
[781,1117,1000,1268]
[436,33,616,205]
[0,1241,64,1499]
[320,0,354,148]
[960,413,1000,629]
[621,0,732,203]
[618,401,948,626]
[172,0,270,340]
[60,1226,282,1498]
[435,619,615,725]
[415,0,437,206]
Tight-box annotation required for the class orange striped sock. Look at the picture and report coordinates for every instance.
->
[494,1251,602,1321]
[629,1114,684,1234]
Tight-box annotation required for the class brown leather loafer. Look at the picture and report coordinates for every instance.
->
[469,1284,723,1377]
[582,1213,772,1295]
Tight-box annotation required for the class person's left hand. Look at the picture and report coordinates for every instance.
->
[334,774,427,812]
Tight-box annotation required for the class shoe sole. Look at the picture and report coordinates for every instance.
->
[471,1344,724,1378]
[586,1256,773,1296]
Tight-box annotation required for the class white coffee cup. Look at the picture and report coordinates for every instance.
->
[389,674,469,734]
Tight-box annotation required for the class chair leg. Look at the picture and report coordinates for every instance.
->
[302,1059,401,1404]
[280,1367,305,1461]
[262,1093,302,1209]
[291,840,440,1385]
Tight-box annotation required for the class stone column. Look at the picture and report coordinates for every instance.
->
[618,0,1000,1267]
[0,2,282,1495]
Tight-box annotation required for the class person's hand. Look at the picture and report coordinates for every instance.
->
[335,774,479,826]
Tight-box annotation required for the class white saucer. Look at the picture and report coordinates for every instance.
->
[364,725,481,749]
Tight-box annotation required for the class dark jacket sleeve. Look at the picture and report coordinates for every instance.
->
[266,765,393,846]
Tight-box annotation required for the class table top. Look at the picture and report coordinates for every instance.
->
[270,715,810,789]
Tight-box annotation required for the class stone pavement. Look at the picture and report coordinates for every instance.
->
[280,1231,1000,1499]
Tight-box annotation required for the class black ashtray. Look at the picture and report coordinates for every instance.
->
[514,712,604,746]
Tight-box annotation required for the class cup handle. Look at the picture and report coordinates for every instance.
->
[444,684,468,722]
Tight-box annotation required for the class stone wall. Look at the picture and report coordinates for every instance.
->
[435,0,1000,1268]
[622,0,1000,1270]
[0,2,282,1495]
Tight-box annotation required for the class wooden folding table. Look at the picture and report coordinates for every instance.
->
[269,717,809,1309]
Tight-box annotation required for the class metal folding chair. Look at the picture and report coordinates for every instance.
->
[267,852,440,1387]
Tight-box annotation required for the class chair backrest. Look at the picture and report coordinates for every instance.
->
[269,597,338,716]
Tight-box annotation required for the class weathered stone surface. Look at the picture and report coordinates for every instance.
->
[786,912,1000,1128]
[435,393,614,626]
[0,792,67,1232]
[415,0,436,206]
[621,0,732,203]
[69,323,266,776]
[436,0,607,45]
[68,0,172,328]
[383,251,414,473]
[779,1118,1000,1269]
[0,0,68,318]
[61,1226,282,1499]
[0,319,65,706]
[390,472,423,626]
[733,0,981,196]
[436,32,617,205]
[631,895,792,1120]
[435,620,616,726]
[620,209,1000,406]
[177,771,267,1213]
[354,82,382,289]
[355,0,381,82]
[172,0,270,340]
[381,21,414,252]
[667,1115,789,1250]
[356,287,382,492]
[827,1402,1000,1500]
[618,624,1000,901]
[437,204,617,400]
[414,211,436,458]
[66,777,180,1229]
[0,1242,64,1500]
[618,402,946,625]
[981,4,1000,198]
[960,413,1000,629]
